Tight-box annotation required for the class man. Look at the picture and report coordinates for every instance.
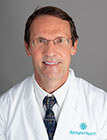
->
[0,6,107,140]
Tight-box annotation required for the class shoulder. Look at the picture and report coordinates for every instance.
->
[69,69,107,99]
[76,77,107,98]
[0,75,33,108]
[75,77,107,115]
[0,75,33,128]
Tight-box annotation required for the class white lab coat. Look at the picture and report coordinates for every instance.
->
[0,69,107,140]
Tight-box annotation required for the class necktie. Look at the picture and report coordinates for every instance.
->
[43,95,57,140]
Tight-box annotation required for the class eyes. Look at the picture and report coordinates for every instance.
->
[37,38,48,44]
[32,37,71,48]
[37,37,66,44]
[55,37,65,44]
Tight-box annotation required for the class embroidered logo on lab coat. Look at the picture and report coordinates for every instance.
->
[80,123,87,130]
[69,122,97,136]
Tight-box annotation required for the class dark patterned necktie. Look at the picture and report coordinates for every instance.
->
[43,95,57,140]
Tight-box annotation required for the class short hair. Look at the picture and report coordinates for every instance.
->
[24,6,79,46]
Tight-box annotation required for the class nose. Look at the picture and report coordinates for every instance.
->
[43,41,57,56]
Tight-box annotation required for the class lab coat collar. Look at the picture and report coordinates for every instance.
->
[54,69,80,140]
[23,75,49,140]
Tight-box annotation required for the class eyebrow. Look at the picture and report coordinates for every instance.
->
[33,36,70,40]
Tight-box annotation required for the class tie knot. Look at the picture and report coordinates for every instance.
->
[43,95,57,110]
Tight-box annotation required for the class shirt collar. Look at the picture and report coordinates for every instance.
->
[33,72,71,108]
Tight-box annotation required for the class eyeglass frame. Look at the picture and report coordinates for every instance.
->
[30,36,72,48]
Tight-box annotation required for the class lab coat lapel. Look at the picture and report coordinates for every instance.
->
[54,70,80,140]
[23,76,48,140]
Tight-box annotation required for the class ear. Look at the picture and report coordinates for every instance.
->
[71,40,78,56]
[24,42,31,56]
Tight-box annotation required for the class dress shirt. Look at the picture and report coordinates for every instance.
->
[33,73,71,122]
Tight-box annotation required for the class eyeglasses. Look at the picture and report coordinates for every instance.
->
[31,37,72,48]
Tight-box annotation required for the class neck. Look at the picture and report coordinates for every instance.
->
[34,74,68,93]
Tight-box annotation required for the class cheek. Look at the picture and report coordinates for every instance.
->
[31,50,42,64]
[62,49,72,62]
[64,52,72,69]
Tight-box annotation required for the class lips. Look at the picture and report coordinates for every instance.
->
[44,62,59,65]
[43,61,60,66]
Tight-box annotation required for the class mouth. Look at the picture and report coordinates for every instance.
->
[43,61,61,66]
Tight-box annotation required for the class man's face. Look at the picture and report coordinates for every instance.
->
[25,15,77,83]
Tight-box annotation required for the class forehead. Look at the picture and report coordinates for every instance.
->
[30,15,71,38]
